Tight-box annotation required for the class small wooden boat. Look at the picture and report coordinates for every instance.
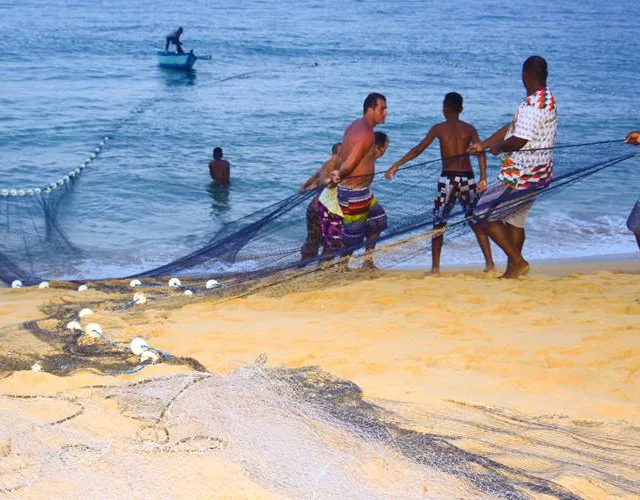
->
[157,50,198,70]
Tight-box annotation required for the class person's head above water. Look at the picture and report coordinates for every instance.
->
[331,142,342,155]
[443,92,463,116]
[177,27,184,35]
[213,147,223,160]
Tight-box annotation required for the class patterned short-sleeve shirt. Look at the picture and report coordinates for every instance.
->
[498,87,558,190]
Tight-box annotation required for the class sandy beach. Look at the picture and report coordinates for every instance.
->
[1,258,639,497]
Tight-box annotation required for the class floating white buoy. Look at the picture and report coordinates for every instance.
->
[38,281,49,289]
[85,323,102,338]
[84,160,91,166]
[103,136,109,141]
[10,189,17,196]
[74,168,81,175]
[1,189,8,196]
[130,337,149,356]
[184,289,193,296]
[140,350,159,364]
[95,147,101,153]
[11,280,22,289]
[89,153,96,160]
[129,279,142,287]
[44,187,51,194]
[26,189,34,196]
[168,277,182,288]
[17,189,25,196]
[63,176,70,183]
[66,321,83,331]
[56,180,64,187]
[78,308,93,318]
[31,362,42,372]
[206,279,221,289]
[34,188,41,195]
[77,284,88,292]
[133,292,147,304]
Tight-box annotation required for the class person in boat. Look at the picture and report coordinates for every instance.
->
[468,56,558,278]
[330,93,388,270]
[625,130,640,250]
[299,142,343,260]
[385,92,494,275]
[209,147,230,186]
[165,27,184,54]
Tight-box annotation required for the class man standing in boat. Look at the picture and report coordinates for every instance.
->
[165,27,184,54]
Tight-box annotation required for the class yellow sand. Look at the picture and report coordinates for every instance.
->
[1,259,639,497]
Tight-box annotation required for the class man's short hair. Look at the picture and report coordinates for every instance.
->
[523,56,548,80]
[443,92,463,113]
[213,147,223,159]
[331,142,342,155]
[374,131,388,149]
[363,93,386,113]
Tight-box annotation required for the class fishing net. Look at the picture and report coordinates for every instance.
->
[1,134,637,287]
[2,365,639,498]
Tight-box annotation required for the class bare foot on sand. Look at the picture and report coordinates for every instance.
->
[361,260,379,271]
[500,260,530,279]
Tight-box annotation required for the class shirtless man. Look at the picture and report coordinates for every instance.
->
[625,130,640,250]
[331,93,388,269]
[386,92,493,274]
[208,147,230,186]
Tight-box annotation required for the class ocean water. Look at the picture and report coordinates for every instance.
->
[1,0,639,273]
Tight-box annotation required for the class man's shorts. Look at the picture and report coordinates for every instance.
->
[473,181,539,229]
[338,186,387,248]
[433,172,478,227]
[627,200,640,236]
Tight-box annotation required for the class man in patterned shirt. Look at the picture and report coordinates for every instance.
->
[625,130,640,250]
[469,56,557,278]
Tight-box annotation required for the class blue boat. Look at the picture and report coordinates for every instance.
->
[157,50,198,70]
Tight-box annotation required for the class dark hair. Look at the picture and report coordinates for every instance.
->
[523,55,548,80]
[443,92,463,113]
[213,147,223,159]
[331,142,342,155]
[374,131,388,149]
[363,93,386,113]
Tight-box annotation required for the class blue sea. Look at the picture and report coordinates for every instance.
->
[1,0,639,274]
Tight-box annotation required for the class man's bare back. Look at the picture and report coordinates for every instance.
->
[209,159,230,185]
[339,118,376,188]
[432,120,476,172]
[209,147,230,186]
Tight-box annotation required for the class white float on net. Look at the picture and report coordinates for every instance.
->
[78,308,93,318]
[66,321,83,331]
[129,279,142,287]
[168,277,182,288]
[130,337,149,356]
[133,292,147,305]
[84,323,102,339]
[78,284,88,292]
[184,289,193,296]
[206,279,221,289]
[38,281,49,289]
[11,280,22,289]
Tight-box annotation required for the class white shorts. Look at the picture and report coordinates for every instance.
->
[473,182,538,229]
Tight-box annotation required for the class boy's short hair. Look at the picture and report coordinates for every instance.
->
[374,131,389,149]
[331,142,342,154]
[213,147,223,159]
[443,92,463,113]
